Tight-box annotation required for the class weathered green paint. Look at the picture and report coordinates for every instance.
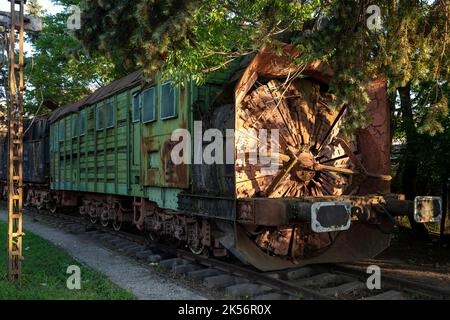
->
[49,65,240,210]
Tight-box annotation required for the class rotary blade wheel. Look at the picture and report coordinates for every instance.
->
[235,78,360,199]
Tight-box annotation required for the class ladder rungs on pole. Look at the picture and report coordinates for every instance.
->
[7,0,26,281]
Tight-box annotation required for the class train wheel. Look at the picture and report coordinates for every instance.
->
[90,214,98,224]
[145,231,160,245]
[189,243,207,256]
[189,245,205,255]
[48,202,57,214]
[24,190,32,207]
[100,208,109,227]
[112,217,122,231]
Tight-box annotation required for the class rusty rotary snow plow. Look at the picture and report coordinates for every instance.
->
[220,46,442,271]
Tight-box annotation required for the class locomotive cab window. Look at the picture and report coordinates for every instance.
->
[71,114,78,138]
[142,87,156,123]
[79,109,86,136]
[96,104,104,130]
[105,101,115,128]
[132,93,141,123]
[160,82,177,120]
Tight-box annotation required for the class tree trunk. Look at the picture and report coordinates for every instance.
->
[398,83,429,240]
[441,179,448,241]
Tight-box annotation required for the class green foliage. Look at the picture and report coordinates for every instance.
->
[77,0,322,82]
[294,1,448,129]
[26,0,44,16]
[391,80,449,197]
[416,83,449,180]
[75,0,448,131]
[416,84,449,136]
[0,221,135,299]
[24,2,120,114]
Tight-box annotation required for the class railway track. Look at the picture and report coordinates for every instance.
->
[25,208,450,300]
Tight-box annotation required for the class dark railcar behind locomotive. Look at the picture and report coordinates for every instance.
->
[0,115,50,201]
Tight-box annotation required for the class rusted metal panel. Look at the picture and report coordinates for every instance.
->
[355,76,391,194]
[141,136,189,188]
[235,45,333,107]
[141,136,160,186]
[234,219,391,272]
[141,137,189,189]
[191,103,235,197]
[140,80,190,190]
[236,195,386,226]
[178,193,235,220]
[161,140,189,188]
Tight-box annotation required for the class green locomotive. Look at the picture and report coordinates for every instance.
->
[43,47,440,271]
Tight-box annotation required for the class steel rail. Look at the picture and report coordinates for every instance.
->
[23,207,450,300]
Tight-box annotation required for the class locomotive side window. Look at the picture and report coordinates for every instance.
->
[71,114,78,138]
[160,82,177,120]
[58,121,64,142]
[132,93,141,123]
[105,101,115,128]
[96,104,104,130]
[54,125,59,149]
[142,87,156,123]
[56,125,59,149]
[79,109,86,136]
[51,126,57,151]
[50,127,53,151]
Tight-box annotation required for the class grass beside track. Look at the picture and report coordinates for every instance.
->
[0,221,135,300]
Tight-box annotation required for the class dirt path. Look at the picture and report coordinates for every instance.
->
[0,210,206,300]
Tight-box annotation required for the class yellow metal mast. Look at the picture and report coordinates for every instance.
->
[7,0,25,281]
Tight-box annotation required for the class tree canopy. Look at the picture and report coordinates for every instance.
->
[76,0,448,130]
[23,0,121,115]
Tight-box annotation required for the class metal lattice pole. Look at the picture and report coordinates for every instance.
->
[7,0,25,281]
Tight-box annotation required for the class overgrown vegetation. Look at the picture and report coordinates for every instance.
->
[75,1,448,129]
[0,0,122,115]
[0,221,135,299]
[24,15,114,114]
